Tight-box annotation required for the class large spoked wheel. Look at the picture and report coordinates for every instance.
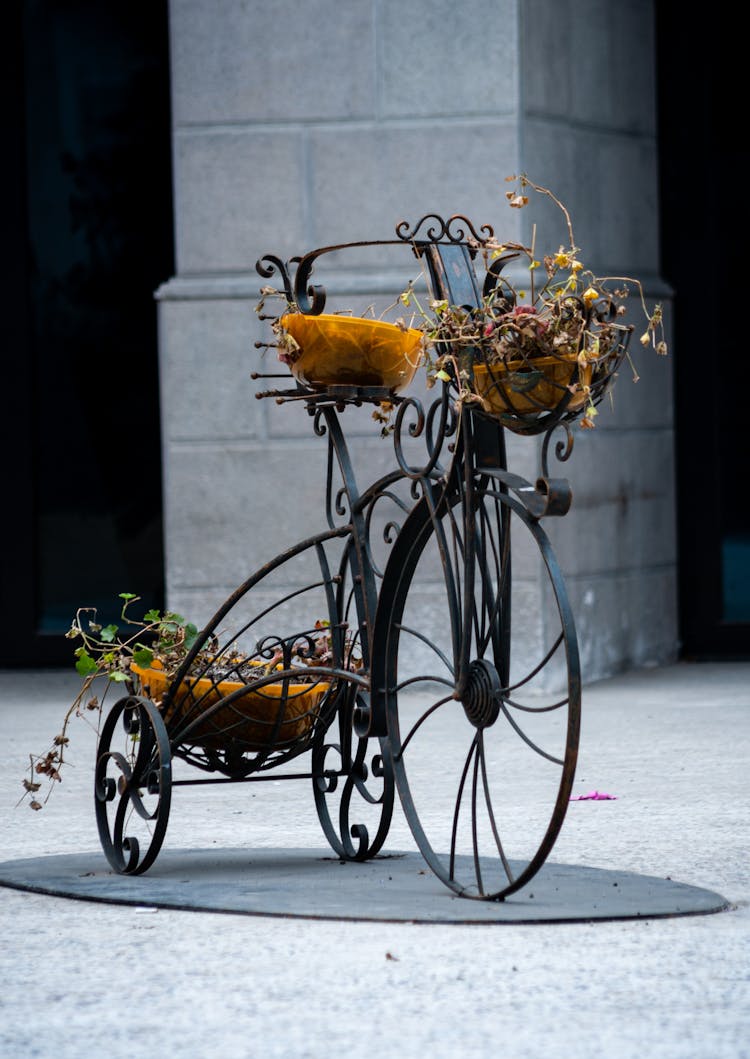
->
[375,476,581,900]
[94,695,172,875]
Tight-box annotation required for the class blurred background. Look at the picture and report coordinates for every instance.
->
[2,1,746,670]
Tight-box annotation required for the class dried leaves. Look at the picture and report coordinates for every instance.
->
[19,594,199,812]
[411,174,669,427]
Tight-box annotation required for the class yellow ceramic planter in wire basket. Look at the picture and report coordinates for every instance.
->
[280,313,424,392]
[132,661,331,752]
[472,353,594,416]
[466,329,629,431]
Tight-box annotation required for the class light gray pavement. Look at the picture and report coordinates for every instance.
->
[1,661,748,1058]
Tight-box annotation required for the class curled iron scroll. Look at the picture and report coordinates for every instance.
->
[391,390,455,482]
[255,252,328,315]
[255,255,296,304]
[292,255,328,315]
[541,422,574,479]
[395,214,495,245]
[531,477,572,518]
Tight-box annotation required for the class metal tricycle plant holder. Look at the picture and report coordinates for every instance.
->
[91,212,634,901]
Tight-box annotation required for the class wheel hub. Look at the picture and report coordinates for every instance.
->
[461,659,502,729]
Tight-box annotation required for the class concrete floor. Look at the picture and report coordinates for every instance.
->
[1,661,748,1058]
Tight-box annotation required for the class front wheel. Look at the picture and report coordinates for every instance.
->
[374,477,581,899]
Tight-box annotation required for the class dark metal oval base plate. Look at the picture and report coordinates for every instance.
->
[0,848,731,924]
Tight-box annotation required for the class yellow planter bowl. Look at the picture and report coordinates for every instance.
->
[132,662,330,751]
[472,356,592,416]
[280,313,423,392]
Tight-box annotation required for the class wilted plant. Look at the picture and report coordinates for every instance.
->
[255,175,667,431]
[402,174,668,428]
[20,594,361,811]
[19,593,199,810]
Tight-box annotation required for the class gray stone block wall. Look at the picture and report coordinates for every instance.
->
[158,0,676,684]
[517,0,675,680]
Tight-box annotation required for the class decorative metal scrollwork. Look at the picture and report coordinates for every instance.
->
[395,213,495,245]
[390,389,457,482]
[541,421,575,478]
[255,254,297,305]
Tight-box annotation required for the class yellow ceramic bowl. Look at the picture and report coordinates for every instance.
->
[472,356,592,416]
[132,662,330,751]
[280,313,423,392]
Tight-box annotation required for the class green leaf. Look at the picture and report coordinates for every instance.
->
[143,608,161,623]
[75,651,98,677]
[133,646,154,669]
[183,623,199,651]
[119,593,137,601]
[99,624,118,643]
[109,670,129,683]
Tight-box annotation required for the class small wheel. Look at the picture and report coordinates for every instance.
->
[312,687,394,860]
[374,474,581,899]
[94,695,172,875]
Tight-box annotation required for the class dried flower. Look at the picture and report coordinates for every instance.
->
[409,175,668,429]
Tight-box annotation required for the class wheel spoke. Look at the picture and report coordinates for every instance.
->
[394,621,455,674]
[397,691,455,758]
[499,702,567,765]
[478,731,514,883]
[504,630,565,695]
[449,734,477,883]
[503,693,570,714]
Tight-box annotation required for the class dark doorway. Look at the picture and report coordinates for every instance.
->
[1,2,173,665]
[656,8,750,657]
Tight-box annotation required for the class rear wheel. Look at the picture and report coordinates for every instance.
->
[94,695,172,875]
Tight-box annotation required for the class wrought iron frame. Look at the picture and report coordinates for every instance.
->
[93,215,599,900]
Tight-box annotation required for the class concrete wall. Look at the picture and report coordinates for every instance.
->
[519,0,676,678]
[157,0,676,685]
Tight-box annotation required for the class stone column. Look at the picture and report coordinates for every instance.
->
[158,0,675,682]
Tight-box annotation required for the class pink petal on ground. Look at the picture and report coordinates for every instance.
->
[570,790,618,801]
